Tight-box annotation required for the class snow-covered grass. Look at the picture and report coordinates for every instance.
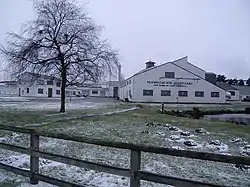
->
[1,102,250,186]
[0,97,30,102]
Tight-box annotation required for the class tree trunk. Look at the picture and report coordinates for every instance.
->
[60,66,66,113]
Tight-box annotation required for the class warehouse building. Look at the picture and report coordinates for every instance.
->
[233,86,250,101]
[216,82,240,101]
[0,72,119,98]
[0,81,18,96]
[120,57,227,103]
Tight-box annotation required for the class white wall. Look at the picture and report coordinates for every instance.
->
[173,57,206,79]
[120,77,134,101]
[0,85,18,96]
[18,83,61,97]
[130,62,226,103]
[227,90,240,101]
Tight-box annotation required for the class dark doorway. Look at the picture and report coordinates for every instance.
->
[100,90,106,97]
[48,88,53,97]
[113,87,118,98]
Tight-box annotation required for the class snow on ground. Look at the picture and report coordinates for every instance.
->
[103,107,138,115]
[0,102,250,186]
[0,97,119,111]
[0,97,30,102]
[0,152,172,187]
[0,101,104,111]
[1,123,250,187]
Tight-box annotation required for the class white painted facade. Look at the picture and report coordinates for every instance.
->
[17,73,62,98]
[0,82,18,96]
[120,57,227,103]
[227,90,240,101]
[10,73,114,98]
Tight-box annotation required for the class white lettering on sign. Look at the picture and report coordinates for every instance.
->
[146,81,193,87]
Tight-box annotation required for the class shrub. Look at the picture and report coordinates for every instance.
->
[192,107,202,119]
[245,107,250,114]
[136,104,143,108]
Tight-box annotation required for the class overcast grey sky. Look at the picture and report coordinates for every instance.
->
[0,0,250,80]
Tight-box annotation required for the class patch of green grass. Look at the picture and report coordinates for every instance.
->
[0,183,13,187]
[0,103,137,127]
[37,106,250,141]
[2,103,250,141]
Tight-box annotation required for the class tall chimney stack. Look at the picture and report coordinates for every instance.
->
[118,64,121,83]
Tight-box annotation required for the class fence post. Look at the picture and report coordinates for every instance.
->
[30,133,39,184]
[130,150,141,187]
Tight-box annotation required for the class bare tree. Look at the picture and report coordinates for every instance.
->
[0,0,119,112]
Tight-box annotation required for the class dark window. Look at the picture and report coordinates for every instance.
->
[229,91,235,96]
[37,79,45,85]
[161,90,171,96]
[38,88,43,94]
[26,88,29,94]
[195,91,204,97]
[143,90,153,96]
[129,80,131,84]
[178,91,188,97]
[211,92,220,97]
[92,91,98,94]
[165,72,175,78]
[73,91,76,95]
[47,80,53,85]
[56,82,61,87]
[56,90,60,95]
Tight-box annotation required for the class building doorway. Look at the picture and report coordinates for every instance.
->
[113,87,118,98]
[48,88,53,97]
[100,90,106,97]
[18,88,21,96]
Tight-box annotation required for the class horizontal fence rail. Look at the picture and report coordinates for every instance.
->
[0,125,250,187]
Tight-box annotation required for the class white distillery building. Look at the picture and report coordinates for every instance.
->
[120,57,227,104]
[17,72,62,97]
[0,72,120,98]
[0,81,18,96]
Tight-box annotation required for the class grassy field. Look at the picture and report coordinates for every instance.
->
[0,102,250,187]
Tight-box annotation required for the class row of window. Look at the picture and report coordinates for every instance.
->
[36,89,99,95]
[143,90,220,98]
[36,80,61,87]
[126,79,132,85]
[37,88,61,95]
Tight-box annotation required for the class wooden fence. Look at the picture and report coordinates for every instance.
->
[0,125,250,187]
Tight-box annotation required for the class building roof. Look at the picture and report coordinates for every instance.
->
[19,72,61,81]
[107,81,119,86]
[125,56,225,92]
[0,81,18,85]
[233,86,250,95]
[132,56,199,77]
[216,82,238,91]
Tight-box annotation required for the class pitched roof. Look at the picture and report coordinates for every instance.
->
[0,81,18,85]
[126,57,225,92]
[216,82,238,91]
[133,56,187,77]
[233,86,250,95]
[19,72,61,81]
